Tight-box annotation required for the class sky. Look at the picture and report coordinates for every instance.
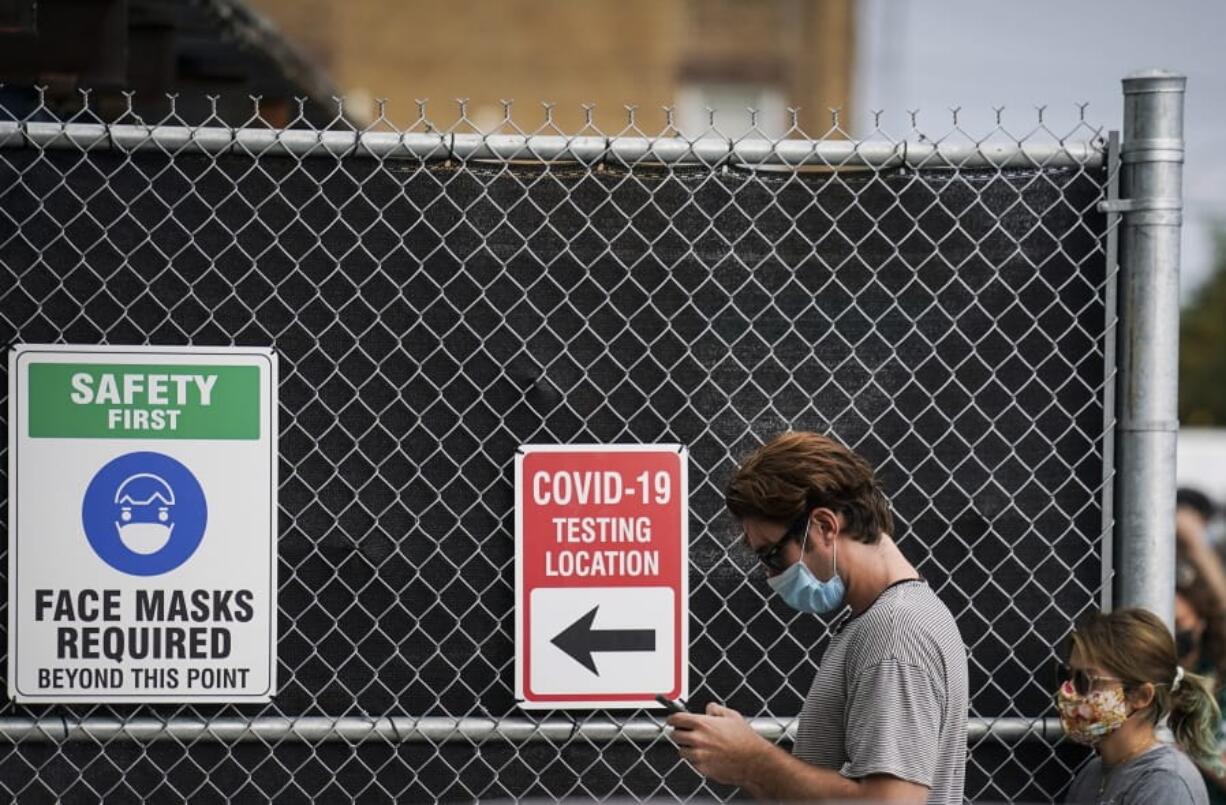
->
[855,0,1226,300]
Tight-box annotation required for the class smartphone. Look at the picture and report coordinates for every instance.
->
[654,694,686,714]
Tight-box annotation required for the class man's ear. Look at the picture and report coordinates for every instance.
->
[809,508,840,544]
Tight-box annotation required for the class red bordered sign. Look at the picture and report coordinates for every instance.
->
[515,444,688,710]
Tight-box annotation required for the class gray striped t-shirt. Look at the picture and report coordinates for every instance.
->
[794,579,968,804]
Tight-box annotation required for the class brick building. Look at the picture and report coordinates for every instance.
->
[245,0,855,136]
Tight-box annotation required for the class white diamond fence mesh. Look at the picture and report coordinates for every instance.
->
[0,90,1115,802]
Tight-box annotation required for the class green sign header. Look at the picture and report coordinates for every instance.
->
[27,363,261,439]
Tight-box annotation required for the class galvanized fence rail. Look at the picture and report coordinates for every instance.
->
[0,85,1139,802]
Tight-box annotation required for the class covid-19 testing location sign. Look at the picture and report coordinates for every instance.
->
[7,345,277,703]
[515,444,688,709]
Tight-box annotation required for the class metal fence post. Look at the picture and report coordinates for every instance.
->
[1113,69,1186,628]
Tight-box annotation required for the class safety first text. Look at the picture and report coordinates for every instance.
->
[69,372,218,432]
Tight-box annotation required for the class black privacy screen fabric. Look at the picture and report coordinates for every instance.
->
[0,146,1107,802]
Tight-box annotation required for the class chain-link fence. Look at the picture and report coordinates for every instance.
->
[0,89,1116,802]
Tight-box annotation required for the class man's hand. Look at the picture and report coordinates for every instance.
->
[667,703,771,786]
[669,704,930,801]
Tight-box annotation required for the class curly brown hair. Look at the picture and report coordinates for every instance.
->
[724,431,893,543]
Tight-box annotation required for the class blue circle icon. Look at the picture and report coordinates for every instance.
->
[81,452,208,576]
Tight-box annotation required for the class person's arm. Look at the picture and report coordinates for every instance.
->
[1178,509,1226,610]
[668,704,929,802]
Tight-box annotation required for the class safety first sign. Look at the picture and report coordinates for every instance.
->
[7,345,277,703]
[515,444,688,709]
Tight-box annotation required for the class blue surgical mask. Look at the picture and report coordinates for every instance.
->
[766,525,846,614]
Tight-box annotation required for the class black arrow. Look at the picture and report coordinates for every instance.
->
[550,605,656,676]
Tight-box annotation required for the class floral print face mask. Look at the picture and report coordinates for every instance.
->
[1055,679,1130,746]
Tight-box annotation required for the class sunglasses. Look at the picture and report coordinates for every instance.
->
[749,512,811,574]
[1053,661,1123,696]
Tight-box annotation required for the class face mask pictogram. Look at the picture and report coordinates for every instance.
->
[82,452,208,577]
[113,473,177,554]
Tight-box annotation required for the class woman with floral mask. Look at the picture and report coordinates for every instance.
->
[1060,608,1219,804]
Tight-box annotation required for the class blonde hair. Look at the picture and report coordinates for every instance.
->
[1070,608,1221,763]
